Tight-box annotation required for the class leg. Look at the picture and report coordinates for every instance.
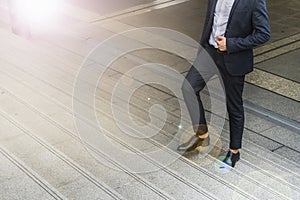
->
[217,68,245,168]
[181,65,215,135]
[182,46,218,135]
[177,46,218,152]
[221,73,245,150]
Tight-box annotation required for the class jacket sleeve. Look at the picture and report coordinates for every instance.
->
[226,0,271,54]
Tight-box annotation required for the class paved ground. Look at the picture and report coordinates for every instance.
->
[256,49,300,82]
[0,0,299,199]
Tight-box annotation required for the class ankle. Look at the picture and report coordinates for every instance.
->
[229,149,239,154]
[198,132,208,139]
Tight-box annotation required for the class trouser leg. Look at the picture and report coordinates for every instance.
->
[184,44,246,148]
[181,47,217,135]
[219,69,245,149]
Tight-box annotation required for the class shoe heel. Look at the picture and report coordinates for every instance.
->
[201,136,210,147]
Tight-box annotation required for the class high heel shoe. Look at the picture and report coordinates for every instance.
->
[221,150,240,168]
[177,135,210,152]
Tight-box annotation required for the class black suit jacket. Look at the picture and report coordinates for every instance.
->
[200,0,271,76]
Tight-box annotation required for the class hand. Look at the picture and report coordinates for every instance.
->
[215,36,227,51]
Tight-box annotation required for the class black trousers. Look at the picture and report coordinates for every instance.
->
[181,45,245,150]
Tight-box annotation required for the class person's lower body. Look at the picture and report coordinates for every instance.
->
[177,45,245,168]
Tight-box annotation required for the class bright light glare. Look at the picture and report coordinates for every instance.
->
[14,0,62,24]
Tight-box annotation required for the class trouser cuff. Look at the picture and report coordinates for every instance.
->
[194,124,208,136]
[230,143,242,150]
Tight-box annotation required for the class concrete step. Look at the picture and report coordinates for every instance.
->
[0,57,296,198]
[0,145,64,200]
[0,91,175,199]
[0,114,124,200]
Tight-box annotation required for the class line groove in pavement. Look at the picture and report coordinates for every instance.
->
[0,145,66,200]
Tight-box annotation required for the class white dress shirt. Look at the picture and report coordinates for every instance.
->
[209,0,235,48]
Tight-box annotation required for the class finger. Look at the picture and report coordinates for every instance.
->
[216,39,222,45]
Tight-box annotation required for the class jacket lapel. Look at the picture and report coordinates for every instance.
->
[206,0,218,30]
[227,0,241,26]
[209,0,218,19]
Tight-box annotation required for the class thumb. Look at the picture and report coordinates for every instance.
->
[215,36,224,41]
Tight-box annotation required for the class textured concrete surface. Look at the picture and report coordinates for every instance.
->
[274,146,300,164]
[255,49,300,82]
[0,0,299,199]
[244,83,300,121]
[260,126,300,152]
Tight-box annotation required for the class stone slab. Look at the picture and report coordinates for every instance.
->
[0,175,55,200]
[260,126,300,152]
[274,146,300,164]
[255,49,300,82]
